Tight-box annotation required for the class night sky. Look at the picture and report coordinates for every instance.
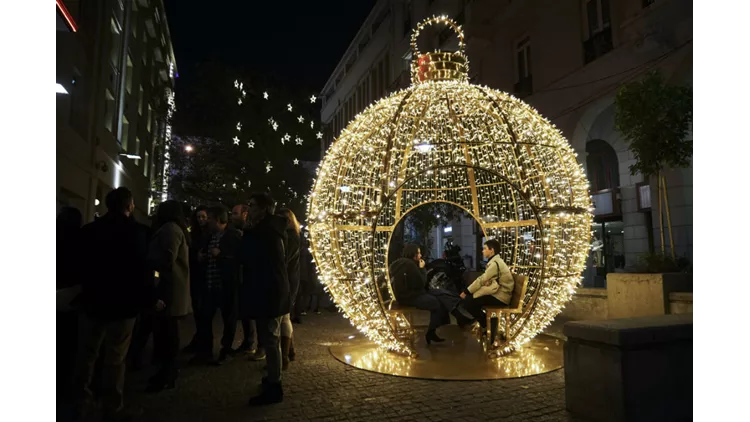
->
[163,0,376,91]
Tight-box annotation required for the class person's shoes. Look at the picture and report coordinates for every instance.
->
[188,354,213,366]
[451,309,475,329]
[425,329,445,345]
[145,369,177,393]
[248,382,283,406]
[314,309,322,315]
[102,407,143,422]
[235,340,254,353]
[249,349,266,361]
[182,338,199,354]
[215,348,232,366]
[300,311,308,316]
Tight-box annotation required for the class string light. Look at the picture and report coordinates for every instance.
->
[307,16,593,357]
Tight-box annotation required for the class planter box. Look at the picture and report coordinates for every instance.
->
[564,314,693,422]
[606,273,692,319]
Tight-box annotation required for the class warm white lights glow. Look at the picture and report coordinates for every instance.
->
[56,83,68,94]
[307,16,592,357]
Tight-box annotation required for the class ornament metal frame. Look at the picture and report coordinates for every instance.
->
[308,16,592,359]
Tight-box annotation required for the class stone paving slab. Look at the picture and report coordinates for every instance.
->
[126,311,573,422]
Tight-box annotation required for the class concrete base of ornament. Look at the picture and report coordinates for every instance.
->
[563,314,692,422]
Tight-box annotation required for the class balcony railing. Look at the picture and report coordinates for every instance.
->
[583,27,613,64]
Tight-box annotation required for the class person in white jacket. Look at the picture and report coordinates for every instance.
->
[459,239,514,337]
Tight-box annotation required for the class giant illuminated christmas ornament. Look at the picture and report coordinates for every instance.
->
[308,16,592,357]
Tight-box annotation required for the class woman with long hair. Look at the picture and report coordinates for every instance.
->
[147,200,190,392]
[277,208,300,369]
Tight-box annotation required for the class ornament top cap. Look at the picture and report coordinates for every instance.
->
[410,15,469,85]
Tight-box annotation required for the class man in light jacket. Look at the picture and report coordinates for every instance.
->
[460,239,514,337]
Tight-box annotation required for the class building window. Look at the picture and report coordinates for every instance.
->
[110,18,122,70]
[403,1,412,38]
[583,0,613,64]
[135,137,141,166]
[121,116,130,150]
[514,37,533,96]
[147,105,152,133]
[586,139,620,192]
[144,151,150,177]
[125,54,134,94]
[104,89,116,133]
[138,85,144,115]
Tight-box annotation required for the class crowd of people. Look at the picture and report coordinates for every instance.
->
[57,187,322,422]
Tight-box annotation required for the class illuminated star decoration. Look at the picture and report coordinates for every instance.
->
[263,91,269,100]
[272,122,279,131]
[310,121,314,129]
[247,180,252,187]
[233,136,240,145]
[242,90,246,98]
[247,140,255,148]
[236,122,242,131]
[287,103,293,112]
[239,82,243,90]
[265,162,273,173]
[293,158,299,165]
[283,133,291,142]
[237,98,242,105]
[234,80,239,88]
[295,136,303,146]
[297,116,305,123]
[232,182,237,189]
[310,94,316,103]
[316,131,323,139]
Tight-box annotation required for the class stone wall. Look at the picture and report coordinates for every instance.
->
[669,292,693,315]
[559,286,692,321]
[561,288,609,321]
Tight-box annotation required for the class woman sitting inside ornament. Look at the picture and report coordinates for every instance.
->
[460,239,514,343]
[389,244,474,345]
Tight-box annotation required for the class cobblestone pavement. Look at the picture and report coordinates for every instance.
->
[126,311,574,422]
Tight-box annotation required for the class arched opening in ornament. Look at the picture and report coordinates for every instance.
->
[384,201,484,298]
[368,164,548,353]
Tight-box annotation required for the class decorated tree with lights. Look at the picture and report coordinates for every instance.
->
[615,70,692,261]
[169,63,321,218]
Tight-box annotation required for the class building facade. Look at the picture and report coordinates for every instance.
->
[56,0,177,223]
[319,0,693,284]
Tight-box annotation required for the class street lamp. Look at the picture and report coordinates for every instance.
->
[185,145,194,152]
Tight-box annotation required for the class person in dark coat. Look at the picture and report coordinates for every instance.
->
[193,205,242,365]
[389,244,473,345]
[184,206,210,353]
[71,188,154,421]
[57,207,82,402]
[231,203,260,356]
[277,208,300,368]
[240,193,289,405]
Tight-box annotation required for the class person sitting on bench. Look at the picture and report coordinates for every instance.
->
[460,239,513,339]
[390,244,473,345]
